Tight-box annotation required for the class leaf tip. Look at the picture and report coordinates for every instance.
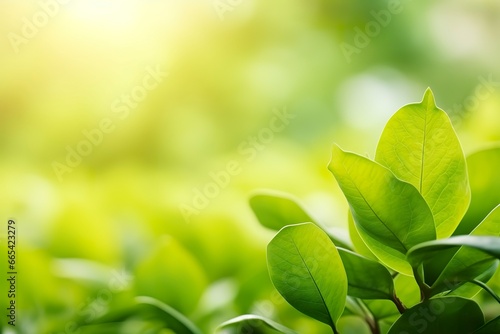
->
[422,87,436,109]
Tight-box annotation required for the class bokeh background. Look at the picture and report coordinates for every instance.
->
[1,0,500,333]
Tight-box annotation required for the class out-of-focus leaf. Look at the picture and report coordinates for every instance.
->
[387,297,484,334]
[250,190,352,249]
[84,296,202,334]
[328,144,436,275]
[455,146,500,235]
[267,223,347,331]
[134,236,207,314]
[216,315,298,334]
[376,88,470,238]
[338,248,394,300]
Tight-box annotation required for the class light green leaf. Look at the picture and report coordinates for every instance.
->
[338,248,394,300]
[85,296,202,334]
[250,190,314,230]
[328,144,436,275]
[455,146,500,235]
[387,297,484,334]
[348,210,377,260]
[250,190,352,249]
[267,223,347,332]
[375,88,470,238]
[134,237,207,314]
[473,316,500,334]
[424,205,500,295]
[216,315,298,334]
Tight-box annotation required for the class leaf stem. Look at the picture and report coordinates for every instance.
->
[392,294,407,314]
[469,279,500,304]
[353,298,380,334]
[412,266,431,301]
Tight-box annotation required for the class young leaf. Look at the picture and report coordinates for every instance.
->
[338,248,394,300]
[387,297,484,334]
[375,88,470,238]
[328,144,436,275]
[455,146,500,235]
[250,190,352,250]
[217,315,298,334]
[267,223,347,332]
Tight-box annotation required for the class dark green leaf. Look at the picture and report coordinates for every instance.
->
[473,316,500,334]
[387,297,484,334]
[338,248,394,300]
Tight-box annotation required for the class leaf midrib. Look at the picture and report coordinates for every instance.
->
[340,161,408,253]
[290,237,335,328]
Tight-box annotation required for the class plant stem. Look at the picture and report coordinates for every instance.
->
[353,298,380,334]
[392,294,407,314]
[469,279,500,304]
[412,266,431,301]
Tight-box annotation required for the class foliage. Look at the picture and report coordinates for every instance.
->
[224,89,500,333]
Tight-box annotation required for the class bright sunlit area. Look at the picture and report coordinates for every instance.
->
[1,0,500,333]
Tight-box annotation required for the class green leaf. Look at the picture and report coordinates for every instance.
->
[424,205,500,295]
[134,237,207,314]
[375,88,470,238]
[86,296,202,334]
[250,190,352,250]
[338,248,394,300]
[250,190,314,230]
[387,297,484,334]
[455,146,500,235]
[348,210,377,260]
[216,315,298,334]
[407,235,500,268]
[135,296,203,334]
[328,144,436,275]
[267,223,347,331]
[473,316,500,334]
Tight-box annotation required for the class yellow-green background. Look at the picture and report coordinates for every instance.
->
[1,0,500,333]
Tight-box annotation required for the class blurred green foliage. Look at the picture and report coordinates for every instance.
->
[1,0,500,333]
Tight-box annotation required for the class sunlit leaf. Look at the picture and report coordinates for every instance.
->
[455,146,500,235]
[376,88,470,238]
[387,297,484,334]
[267,223,347,331]
[328,144,436,275]
[348,210,377,260]
[216,315,298,334]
